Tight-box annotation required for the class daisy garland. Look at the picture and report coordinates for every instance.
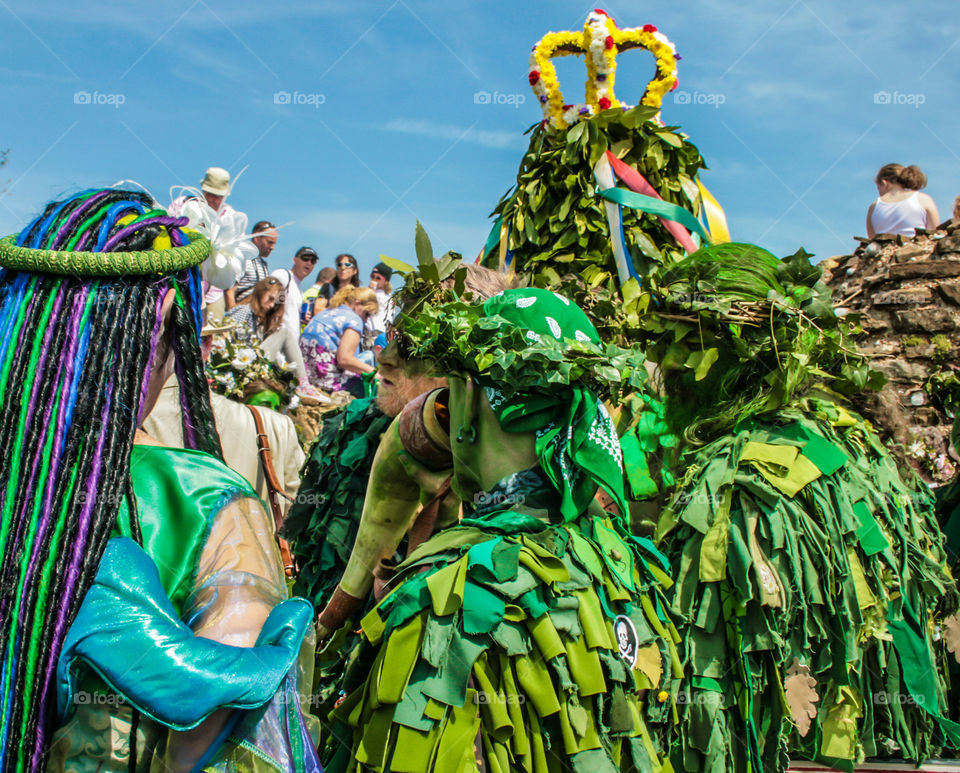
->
[528,9,680,129]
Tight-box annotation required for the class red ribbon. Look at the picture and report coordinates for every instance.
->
[605,150,698,253]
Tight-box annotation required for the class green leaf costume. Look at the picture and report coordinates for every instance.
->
[326,290,682,773]
[659,401,959,770]
[646,247,960,771]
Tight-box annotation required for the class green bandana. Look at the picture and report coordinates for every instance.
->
[476,289,629,522]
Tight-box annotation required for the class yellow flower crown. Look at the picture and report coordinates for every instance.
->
[528,9,680,129]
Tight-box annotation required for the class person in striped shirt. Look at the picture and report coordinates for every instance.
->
[226,220,278,308]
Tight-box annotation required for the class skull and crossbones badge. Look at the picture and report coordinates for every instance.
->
[614,615,639,668]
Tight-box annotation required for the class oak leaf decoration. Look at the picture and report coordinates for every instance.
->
[942,612,960,665]
[784,658,819,737]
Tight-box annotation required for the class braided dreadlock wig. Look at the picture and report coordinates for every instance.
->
[0,188,217,773]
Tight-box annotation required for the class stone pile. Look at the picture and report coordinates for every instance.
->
[821,221,960,484]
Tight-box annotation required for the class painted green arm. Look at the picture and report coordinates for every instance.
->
[316,416,424,638]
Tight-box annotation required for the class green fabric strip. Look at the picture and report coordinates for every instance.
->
[462,582,505,635]
[596,186,711,243]
[852,500,890,557]
[377,612,424,704]
[886,599,960,746]
[620,427,660,499]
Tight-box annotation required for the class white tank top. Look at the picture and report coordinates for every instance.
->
[870,192,927,237]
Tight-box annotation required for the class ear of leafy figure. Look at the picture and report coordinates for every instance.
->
[456,377,479,445]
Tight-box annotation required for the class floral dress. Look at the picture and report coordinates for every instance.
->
[300,306,365,393]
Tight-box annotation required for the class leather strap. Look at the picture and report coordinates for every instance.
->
[405,476,453,558]
[246,405,297,578]
[317,585,364,632]
[372,558,398,602]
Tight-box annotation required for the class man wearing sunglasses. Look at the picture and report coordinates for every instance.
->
[271,245,318,337]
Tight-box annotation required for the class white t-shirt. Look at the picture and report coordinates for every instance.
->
[870,192,928,237]
[368,288,395,335]
[271,268,303,337]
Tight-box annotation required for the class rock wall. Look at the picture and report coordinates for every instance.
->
[821,222,960,484]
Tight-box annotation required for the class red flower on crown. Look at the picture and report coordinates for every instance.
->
[598,97,611,110]
[528,70,540,85]
[593,8,607,15]
[643,24,658,32]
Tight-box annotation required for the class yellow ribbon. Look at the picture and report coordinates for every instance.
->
[697,180,730,244]
[498,219,513,279]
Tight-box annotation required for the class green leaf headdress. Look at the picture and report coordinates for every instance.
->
[399,286,647,523]
[640,242,883,442]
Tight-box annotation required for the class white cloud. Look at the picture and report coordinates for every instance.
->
[0,67,77,84]
[383,118,523,150]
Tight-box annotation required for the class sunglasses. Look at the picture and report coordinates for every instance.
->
[337,261,356,269]
[298,254,318,263]
[371,271,384,280]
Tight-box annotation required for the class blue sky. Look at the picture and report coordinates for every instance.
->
[1,1,958,285]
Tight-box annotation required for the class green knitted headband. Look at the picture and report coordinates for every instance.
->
[0,232,211,276]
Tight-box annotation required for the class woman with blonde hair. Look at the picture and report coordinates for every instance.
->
[866,163,940,237]
[300,285,378,396]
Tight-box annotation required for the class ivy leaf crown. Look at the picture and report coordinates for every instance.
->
[388,223,650,404]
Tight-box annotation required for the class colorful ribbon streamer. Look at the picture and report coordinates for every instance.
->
[480,216,502,263]
[697,180,730,244]
[593,154,640,286]
[597,187,710,247]
[604,150,702,252]
[478,215,513,275]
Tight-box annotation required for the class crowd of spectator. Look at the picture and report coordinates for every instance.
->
[183,166,393,399]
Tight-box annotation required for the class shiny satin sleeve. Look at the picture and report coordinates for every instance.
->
[160,495,306,773]
[184,494,287,646]
[187,493,316,709]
